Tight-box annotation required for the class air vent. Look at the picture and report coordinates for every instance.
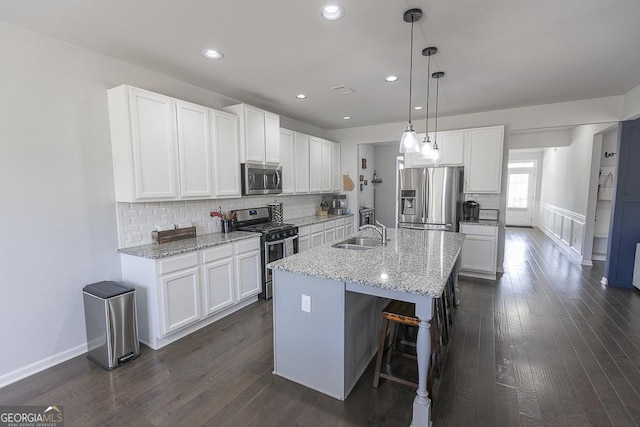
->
[330,85,356,95]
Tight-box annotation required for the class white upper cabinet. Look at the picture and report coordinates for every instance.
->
[223,103,280,165]
[109,85,179,201]
[463,126,504,193]
[108,85,243,202]
[321,140,332,192]
[279,128,296,194]
[309,137,322,193]
[211,110,241,198]
[265,112,280,164]
[332,141,341,192]
[405,130,464,167]
[176,101,214,199]
[294,133,310,193]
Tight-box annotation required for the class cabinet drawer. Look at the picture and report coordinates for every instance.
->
[235,237,261,254]
[336,217,346,226]
[460,224,498,237]
[201,244,234,264]
[310,223,324,234]
[298,225,310,237]
[158,252,199,275]
[324,220,336,230]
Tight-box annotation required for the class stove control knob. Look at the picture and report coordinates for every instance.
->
[274,233,280,241]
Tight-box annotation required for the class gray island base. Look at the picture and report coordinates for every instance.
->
[269,229,465,426]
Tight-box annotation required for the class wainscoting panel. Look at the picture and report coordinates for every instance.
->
[536,203,586,263]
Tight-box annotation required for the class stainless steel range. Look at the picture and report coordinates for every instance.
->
[234,207,298,300]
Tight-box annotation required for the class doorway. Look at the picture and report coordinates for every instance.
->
[505,161,536,226]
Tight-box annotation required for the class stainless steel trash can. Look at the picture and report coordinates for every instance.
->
[83,281,140,370]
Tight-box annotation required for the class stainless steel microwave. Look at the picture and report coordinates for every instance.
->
[241,163,282,195]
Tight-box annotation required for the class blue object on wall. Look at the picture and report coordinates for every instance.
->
[605,117,640,288]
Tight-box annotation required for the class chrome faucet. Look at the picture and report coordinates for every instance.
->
[359,221,388,245]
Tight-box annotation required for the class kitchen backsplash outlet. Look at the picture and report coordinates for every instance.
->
[116,195,324,248]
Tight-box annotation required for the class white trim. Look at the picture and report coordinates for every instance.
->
[0,343,88,389]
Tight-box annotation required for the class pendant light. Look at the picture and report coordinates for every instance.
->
[420,47,437,158]
[431,71,445,161]
[399,8,422,154]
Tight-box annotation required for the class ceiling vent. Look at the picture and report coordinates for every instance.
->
[330,85,356,95]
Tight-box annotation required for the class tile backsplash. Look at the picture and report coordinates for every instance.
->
[116,194,324,248]
[464,193,501,210]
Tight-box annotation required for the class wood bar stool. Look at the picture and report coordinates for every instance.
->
[373,300,444,399]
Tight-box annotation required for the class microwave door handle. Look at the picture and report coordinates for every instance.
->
[275,170,281,189]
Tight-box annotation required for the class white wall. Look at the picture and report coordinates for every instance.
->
[373,144,401,227]
[357,144,375,210]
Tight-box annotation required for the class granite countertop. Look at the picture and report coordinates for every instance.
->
[288,213,354,227]
[460,220,501,227]
[118,231,260,259]
[268,228,465,298]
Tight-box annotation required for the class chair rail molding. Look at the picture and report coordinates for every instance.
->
[536,202,588,265]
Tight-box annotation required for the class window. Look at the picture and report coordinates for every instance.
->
[508,173,529,208]
[508,161,535,169]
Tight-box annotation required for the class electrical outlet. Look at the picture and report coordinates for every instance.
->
[301,294,311,313]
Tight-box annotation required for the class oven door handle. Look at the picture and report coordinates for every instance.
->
[265,235,299,248]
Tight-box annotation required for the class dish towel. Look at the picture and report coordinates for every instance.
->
[284,236,295,257]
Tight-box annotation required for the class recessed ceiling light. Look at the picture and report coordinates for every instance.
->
[343,116,351,120]
[202,49,223,59]
[296,94,307,99]
[414,106,423,110]
[321,4,345,21]
[385,75,398,82]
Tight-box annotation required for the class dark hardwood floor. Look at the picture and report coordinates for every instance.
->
[2,228,640,426]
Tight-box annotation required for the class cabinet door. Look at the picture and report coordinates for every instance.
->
[321,140,332,192]
[298,235,311,253]
[324,228,336,243]
[332,142,341,192]
[265,112,280,164]
[244,105,266,163]
[212,110,241,197]
[295,133,310,193]
[202,256,235,315]
[438,130,465,165]
[464,126,504,193]
[279,129,295,194]
[129,88,178,200]
[236,250,261,300]
[345,223,354,235]
[309,137,322,193]
[160,267,201,335]
[176,101,213,198]
[335,225,345,239]
[311,232,324,248]
[460,236,497,273]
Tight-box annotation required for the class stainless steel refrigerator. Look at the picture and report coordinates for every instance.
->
[397,166,464,231]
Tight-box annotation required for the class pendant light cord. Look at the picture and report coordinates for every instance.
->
[434,75,440,145]
[425,55,431,140]
[408,20,414,126]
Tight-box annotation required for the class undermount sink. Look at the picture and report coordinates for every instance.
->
[332,237,383,250]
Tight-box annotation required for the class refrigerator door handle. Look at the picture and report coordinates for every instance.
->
[423,168,429,223]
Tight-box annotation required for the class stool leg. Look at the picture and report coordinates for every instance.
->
[373,317,389,388]
[384,321,397,373]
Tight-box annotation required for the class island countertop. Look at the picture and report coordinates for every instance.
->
[268,228,465,298]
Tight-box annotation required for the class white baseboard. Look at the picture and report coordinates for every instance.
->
[536,225,584,265]
[0,343,88,389]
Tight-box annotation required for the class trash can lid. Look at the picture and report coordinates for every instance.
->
[83,281,135,299]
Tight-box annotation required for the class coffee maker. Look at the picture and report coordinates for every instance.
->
[463,200,480,221]
[329,195,348,215]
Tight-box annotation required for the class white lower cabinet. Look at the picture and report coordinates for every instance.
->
[202,245,235,315]
[235,238,262,300]
[120,236,261,350]
[310,223,325,248]
[160,265,201,335]
[459,224,498,280]
[298,225,311,253]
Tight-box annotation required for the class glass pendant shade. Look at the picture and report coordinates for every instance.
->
[400,123,420,153]
[421,139,434,157]
[431,145,441,161]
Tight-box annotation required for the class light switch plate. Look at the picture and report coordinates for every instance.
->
[301,294,311,313]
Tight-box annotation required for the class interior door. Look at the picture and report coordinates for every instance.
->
[506,162,536,226]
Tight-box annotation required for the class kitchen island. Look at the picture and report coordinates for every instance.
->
[268,228,465,427]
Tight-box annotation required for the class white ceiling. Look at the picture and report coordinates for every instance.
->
[1,0,639,130]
